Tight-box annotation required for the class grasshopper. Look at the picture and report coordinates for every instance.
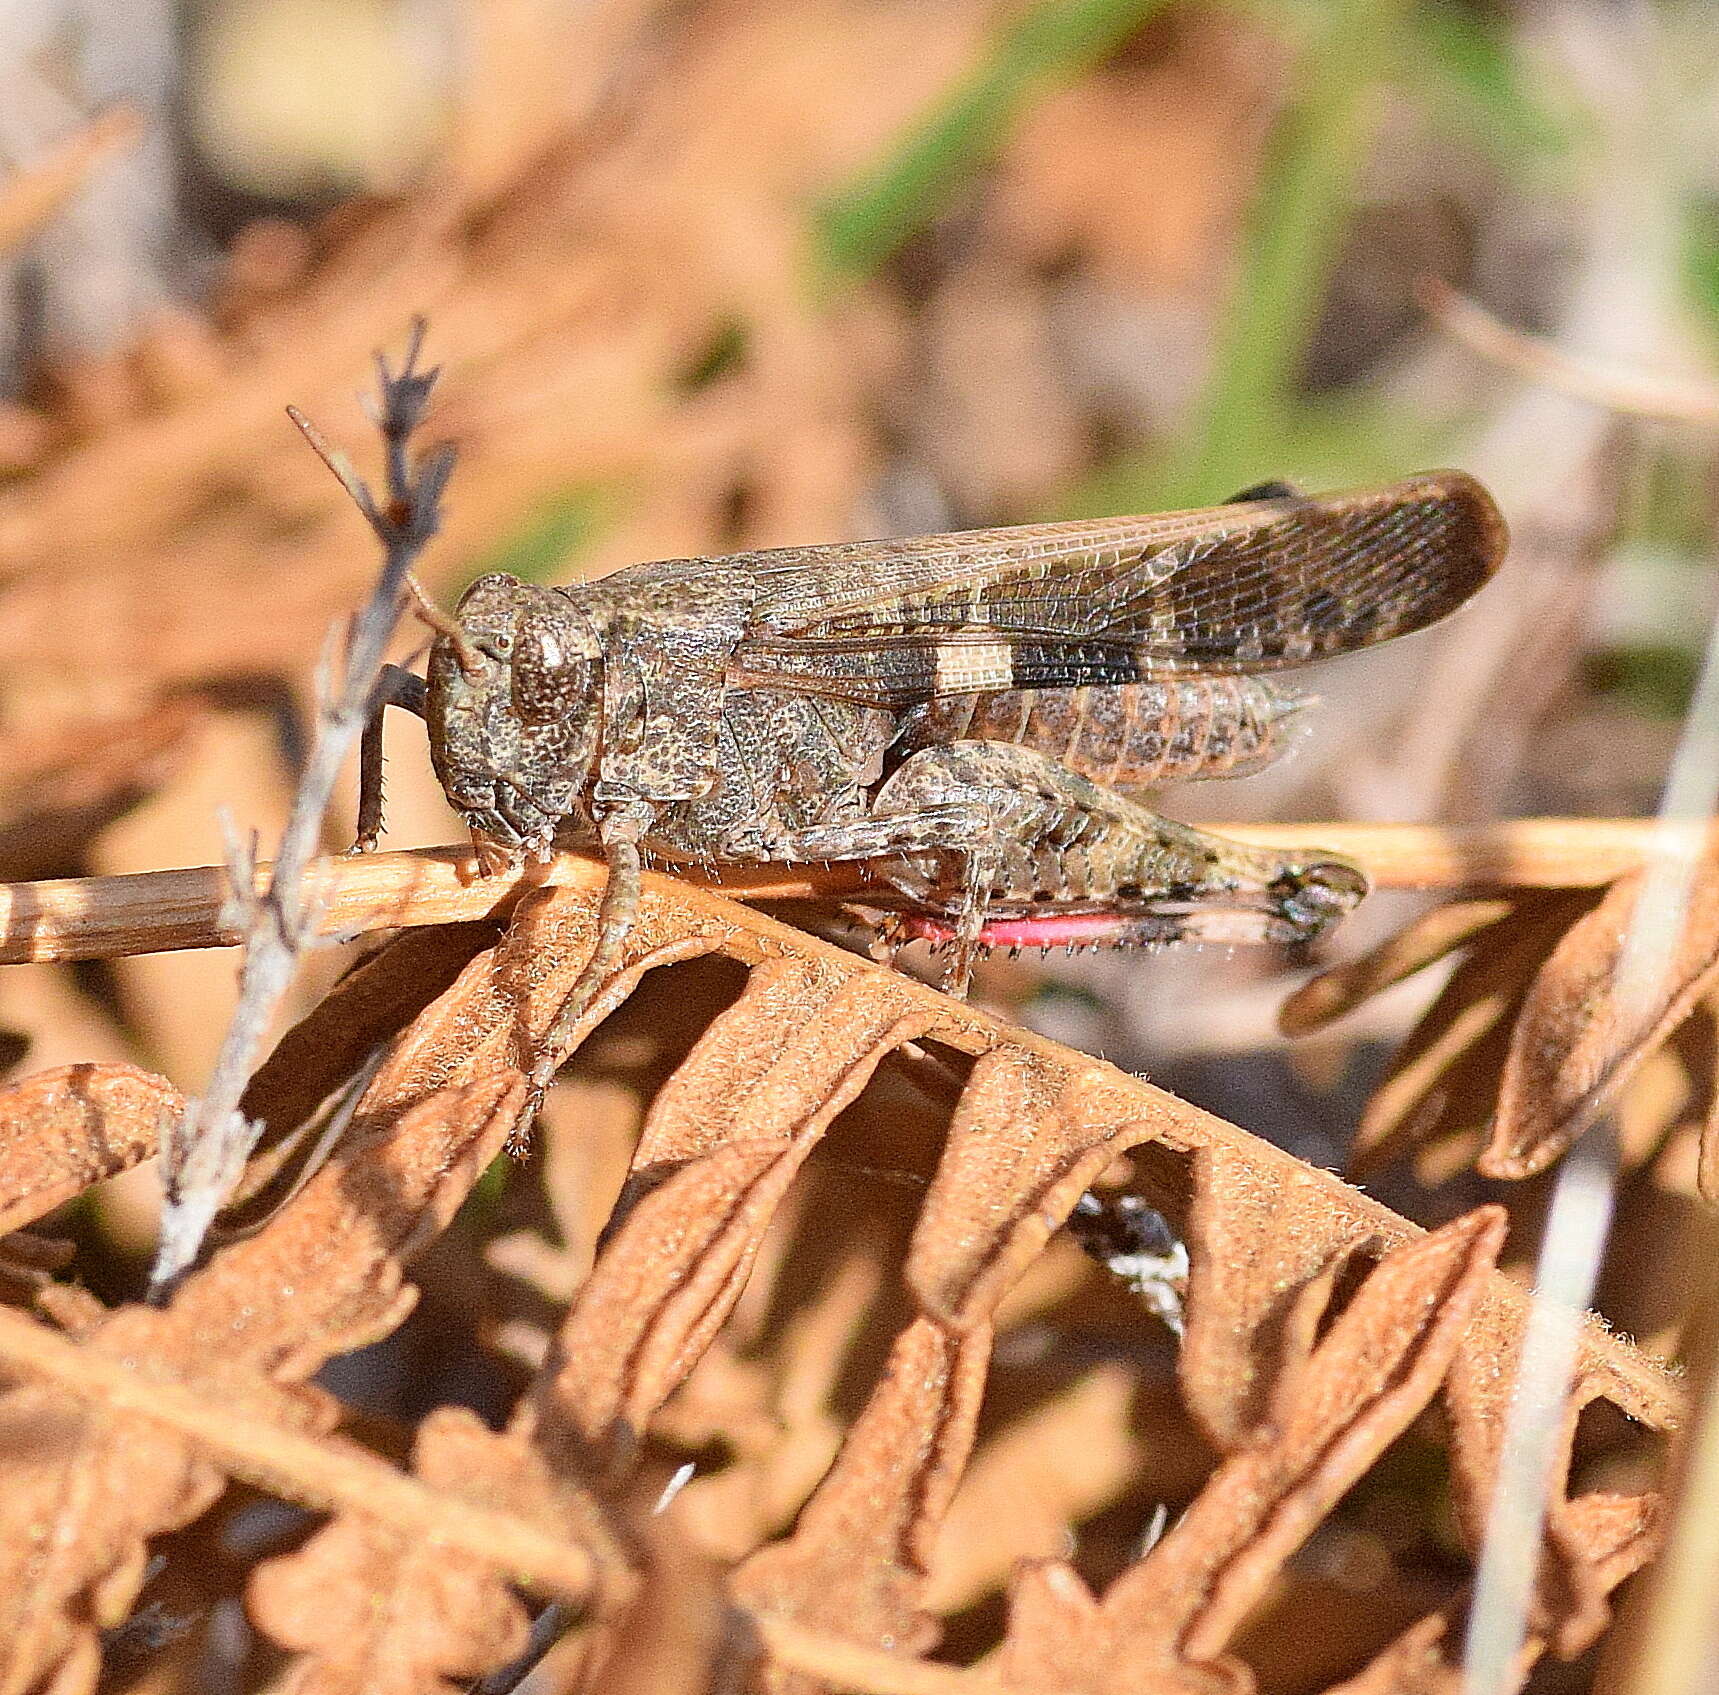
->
[359,471,1505,1042]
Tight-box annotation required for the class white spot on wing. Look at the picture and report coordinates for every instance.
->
[934,640,1014,692]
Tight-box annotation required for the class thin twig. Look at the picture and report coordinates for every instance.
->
[1420,275,1719,428]
[0,820,1708,968]
[149,322,455,1297]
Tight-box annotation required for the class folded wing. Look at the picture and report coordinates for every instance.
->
[726,471,1506,707]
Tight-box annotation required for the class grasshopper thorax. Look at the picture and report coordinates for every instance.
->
[426,572,607,856]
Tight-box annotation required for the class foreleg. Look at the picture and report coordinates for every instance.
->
[524,797,657,1130]
[352,664,427,852]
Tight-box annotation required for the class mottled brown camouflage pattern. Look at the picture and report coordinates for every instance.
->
[392,470,1506,997]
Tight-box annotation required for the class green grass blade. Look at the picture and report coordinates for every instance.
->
[1682,192,1719,354]
[1056,0,1415,517]
[818,0,1171,281]
[1173,0,1413,504]
[1409,2,1573,168]
[457,486,615,588]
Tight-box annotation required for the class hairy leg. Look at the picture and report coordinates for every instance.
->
[523,799,657,1134]
[351,664,428,852]
[787,740,1367,993]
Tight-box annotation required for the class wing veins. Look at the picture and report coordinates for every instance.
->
[723,472,1505,702]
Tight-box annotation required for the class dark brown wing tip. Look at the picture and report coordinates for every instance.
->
[1403,467,1511,591]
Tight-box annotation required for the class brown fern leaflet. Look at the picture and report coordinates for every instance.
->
[0,871,1677,1694]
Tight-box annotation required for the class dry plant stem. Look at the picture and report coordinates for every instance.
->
[1609,1211,1719,1695]
[149,324,455,1297]
[752,1616,1015,1694]
[1464,564,1719,1692]
[0,1305,595,1603]
[1419,276,1719,428]
[0,105,144,255]
[0,819,1698,968]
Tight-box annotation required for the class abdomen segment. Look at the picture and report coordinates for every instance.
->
[898,677,1303,788]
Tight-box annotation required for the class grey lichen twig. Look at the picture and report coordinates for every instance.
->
[148,320,455,1298]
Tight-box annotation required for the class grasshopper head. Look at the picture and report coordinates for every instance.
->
[426,573,607,857]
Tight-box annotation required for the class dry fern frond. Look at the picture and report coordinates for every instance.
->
[998,1208,1506,1692]
[1289,849,1719,1195]
[247,1407,552,1695]
[0,1069,533,1688]
[0,1062,182,1236]
[1490,863,1719,1180]
[0,864,1679,1694]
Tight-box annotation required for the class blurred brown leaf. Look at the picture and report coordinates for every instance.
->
[1278,897,1518,1039]
[0,699,200,882]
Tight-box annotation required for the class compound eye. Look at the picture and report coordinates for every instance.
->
[511,620,596,724]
